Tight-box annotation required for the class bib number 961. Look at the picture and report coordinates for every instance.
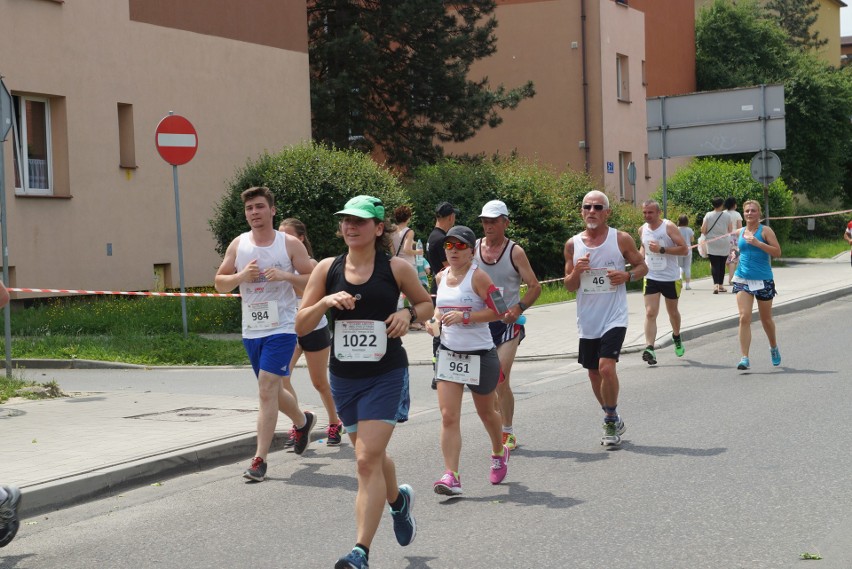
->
[436,349,481,386]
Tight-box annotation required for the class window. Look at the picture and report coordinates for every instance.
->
[118,103,137,168]
[644,153,651,180]
[12,96,52,195]
[641,60,647,86]
[616,54,630,102]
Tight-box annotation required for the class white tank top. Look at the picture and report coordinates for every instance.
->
[640,220,680,281]
[236,231,298,338]
[437,264,493,351]
[572,227,628,339]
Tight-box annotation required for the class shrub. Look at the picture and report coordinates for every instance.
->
[655,158,793,241]
[405,157,641,279]
[209,142,408,261]
[787,201,851,241]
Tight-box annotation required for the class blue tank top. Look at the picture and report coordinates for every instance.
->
[735,225,773,281]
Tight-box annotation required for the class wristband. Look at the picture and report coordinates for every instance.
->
[517,301,528,312]
[406,305,417,323]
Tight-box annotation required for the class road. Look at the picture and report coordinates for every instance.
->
[4,297,852,569]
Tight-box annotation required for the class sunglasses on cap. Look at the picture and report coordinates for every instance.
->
[444,241,470,250]
[583,204,605,211]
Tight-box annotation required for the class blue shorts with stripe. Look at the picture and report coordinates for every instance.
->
[330,367,410,433]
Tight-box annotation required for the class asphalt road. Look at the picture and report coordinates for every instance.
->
[4,297,852,569]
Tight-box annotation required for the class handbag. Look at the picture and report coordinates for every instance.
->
[697,235,708,258]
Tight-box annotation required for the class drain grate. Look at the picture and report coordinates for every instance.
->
[126,407,255,422]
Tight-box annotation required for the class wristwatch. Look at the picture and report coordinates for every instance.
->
[659,246,666,254]
[629,271,636,282]
[517,302,528,313]
[462,311,471,325]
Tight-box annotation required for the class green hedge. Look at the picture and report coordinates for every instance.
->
[209,142,408,260]
[654,158,794,241]
[405,157,644,279]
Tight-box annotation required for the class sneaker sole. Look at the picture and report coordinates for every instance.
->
[601,436,622,446]
[243,471,265,482]
[326,439,342,446]
[737,364,749,370]
[433,484,463,496]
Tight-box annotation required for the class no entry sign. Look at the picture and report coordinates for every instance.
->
[155,114,198,166]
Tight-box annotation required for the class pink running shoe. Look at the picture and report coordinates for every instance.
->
[489,445,510,484]
[433,470,463,496]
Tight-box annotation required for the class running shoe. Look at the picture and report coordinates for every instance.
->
[489,446,510,484]
[684,283,692,290]
[673,335,685,357]
[433,471,463,496]
[0,485,22,548]
[326,421,343,446]
[502,432,518,451]
[737,356,750,370]
[335,547,369,569]
[390,484,416,546]
[642,346,657,366]
[292,411,316,455]
[601,421,622,446]
[283,424,297,448]
[770,346,781,367]
[243,456,267,482]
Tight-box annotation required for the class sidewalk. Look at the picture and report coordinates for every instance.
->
[1,256,849,516]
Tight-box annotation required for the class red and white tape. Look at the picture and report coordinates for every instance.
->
[8,288,240,298]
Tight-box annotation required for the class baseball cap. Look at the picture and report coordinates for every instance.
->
[335,195,385,220]
[479,200,509,219]
[443,225,476,248]
[435,201,459,217]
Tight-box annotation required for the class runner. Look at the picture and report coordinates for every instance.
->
[676,215,695,290]
[427,201,458,389]
[563,191,648,446]
[214,186,318,481]
[278,218,342,447]
[426,225,508,496]
[731,200,783,370]
[474,200,541,451]
[0,282,22,549]
[637,200,688,365]
[295,195,432,569]
[845,219,852,268]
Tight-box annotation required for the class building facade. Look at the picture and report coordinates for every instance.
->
[445,0,695,204]
[0,0,311,294]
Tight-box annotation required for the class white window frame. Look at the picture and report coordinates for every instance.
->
[616,54,630,102]
[13,95,53,196]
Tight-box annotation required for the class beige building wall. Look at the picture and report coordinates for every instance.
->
[0,0,311,294]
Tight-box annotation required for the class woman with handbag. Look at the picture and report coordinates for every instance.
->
[701,197,733,293]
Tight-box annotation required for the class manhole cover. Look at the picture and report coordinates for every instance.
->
[0,408,25,419]
[126,407,255,422]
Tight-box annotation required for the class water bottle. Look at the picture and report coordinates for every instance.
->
[516,314,526,326]
[415,239,424,263]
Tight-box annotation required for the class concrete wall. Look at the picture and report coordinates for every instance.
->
[0,0,311,294]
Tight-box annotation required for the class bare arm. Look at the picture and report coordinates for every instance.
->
[508,245,541,322]
[662,221,688,256]
[439,268,500,328]
[215,237,257,293]
[563,238,585,293]
[387,257,432,338]
[295,258,336,336]
[613,230,648,285]
[743,226,782,258]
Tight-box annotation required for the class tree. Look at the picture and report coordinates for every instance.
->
[308,0,535,170]
[695,0,852,205]
[696,0,790,91]
[764,0,828,51]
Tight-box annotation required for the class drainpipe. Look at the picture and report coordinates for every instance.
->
[580,0,590,173]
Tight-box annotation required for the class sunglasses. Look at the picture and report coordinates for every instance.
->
[582,204,605,211]
[444,241,470,250]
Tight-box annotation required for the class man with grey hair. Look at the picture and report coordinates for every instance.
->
[637,199,689,365]
[563,190,647,446]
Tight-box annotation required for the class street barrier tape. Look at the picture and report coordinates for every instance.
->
[8,288,240,297]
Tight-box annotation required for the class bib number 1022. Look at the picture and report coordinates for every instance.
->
[340,334,377,348]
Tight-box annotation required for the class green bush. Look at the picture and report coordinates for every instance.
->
[655,158,793,241]
[787,201,850,241]
[209,142,408,261]
[405,156,645,279]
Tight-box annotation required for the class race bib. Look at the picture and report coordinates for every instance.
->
[580,268,616,294]
[334,320,387,362]
[436,349,481,386]
[243,301,279,331]
[746,279,765,292]
[645,252,666,271]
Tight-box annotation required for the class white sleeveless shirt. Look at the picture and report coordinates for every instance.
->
[236,231,298,338]
[437,264,494,351]
[640,220,680,281]
[572,227,628,339]
[474,238,521,308]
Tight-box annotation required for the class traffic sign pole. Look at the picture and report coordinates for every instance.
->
[155,112,198,338]
[1,77,13,376]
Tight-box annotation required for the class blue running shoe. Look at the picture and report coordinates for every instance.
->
[336,547,369,569]
[770,346,781,367]
[737,357,750,370]
[390,484,416,546]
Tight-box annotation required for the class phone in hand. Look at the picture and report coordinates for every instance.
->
[489,288,508,314]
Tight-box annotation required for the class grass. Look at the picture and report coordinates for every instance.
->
[0,372,65,404]
[0,238,841,370]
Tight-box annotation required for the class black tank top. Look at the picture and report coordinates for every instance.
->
[326,251,408,378]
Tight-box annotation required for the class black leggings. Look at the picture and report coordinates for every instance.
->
[709,254,727,285]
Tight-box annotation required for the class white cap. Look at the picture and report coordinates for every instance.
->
[478,200,509,219]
